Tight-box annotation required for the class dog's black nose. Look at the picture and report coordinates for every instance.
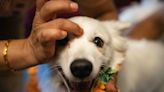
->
[70,59,93,79]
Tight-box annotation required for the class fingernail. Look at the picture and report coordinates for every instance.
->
[61,31,67,38]
[76,29,83,36]
[70,2,78,12]
[79,29,84,35]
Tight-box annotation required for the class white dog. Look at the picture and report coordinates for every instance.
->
[38,16,164,92]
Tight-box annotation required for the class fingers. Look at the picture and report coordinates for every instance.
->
[39,19,83,36]
[35,0,79,24]
[36,0,71,11]
[39,29,67,45]
[52,19,83,36]
[36,19,83,43]
[34,0,83,47]
[36,0,47,11]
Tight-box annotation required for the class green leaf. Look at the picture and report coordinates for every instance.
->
[98,67,117,83]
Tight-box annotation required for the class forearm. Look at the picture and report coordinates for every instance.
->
[0,41,6,70]
[0,39,36,71]
[75,0,118,20]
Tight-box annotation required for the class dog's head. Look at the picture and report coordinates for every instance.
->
[50,16,130,91]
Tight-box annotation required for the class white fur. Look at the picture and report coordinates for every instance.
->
[118,40,164,92]
[117,1,164,91]
[38,16,124,92]
[38,16,164,92]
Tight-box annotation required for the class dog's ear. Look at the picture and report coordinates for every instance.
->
[101,21,129,70]
[101,21,130,52]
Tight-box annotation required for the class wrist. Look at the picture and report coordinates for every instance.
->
[21,38,40,69]
[6,39,38,70]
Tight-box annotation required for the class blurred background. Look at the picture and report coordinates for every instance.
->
[0,0,140,39]
[0,0,34,39]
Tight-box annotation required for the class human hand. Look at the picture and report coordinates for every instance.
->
[27,0,83,65]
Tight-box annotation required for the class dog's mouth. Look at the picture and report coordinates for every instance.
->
[57,68,95,92]
[56,65,107,92]
[69,81,94,92]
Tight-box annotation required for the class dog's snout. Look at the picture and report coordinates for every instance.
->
[70,59,93,79]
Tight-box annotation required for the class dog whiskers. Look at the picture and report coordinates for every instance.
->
[49,65,61,71]
[57,70,71,92]
[49,65,71,92]
[44,65,62,74]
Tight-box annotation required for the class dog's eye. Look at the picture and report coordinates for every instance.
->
[93,37,104,48]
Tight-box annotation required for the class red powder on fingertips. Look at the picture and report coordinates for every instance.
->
[67,43,71,48]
